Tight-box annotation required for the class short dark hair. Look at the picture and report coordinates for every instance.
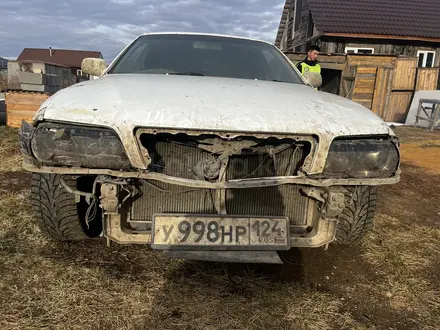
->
[308,45,321,52]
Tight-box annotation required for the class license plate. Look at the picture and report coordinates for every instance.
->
[151,214,290,250]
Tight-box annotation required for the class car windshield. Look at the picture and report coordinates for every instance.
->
[108,34,304,84]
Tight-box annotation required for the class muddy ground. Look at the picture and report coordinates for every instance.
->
[0,126,439,330]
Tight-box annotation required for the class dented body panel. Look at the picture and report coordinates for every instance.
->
[37,74,390,138]
[36,74,394,172]
[39,74,389,137]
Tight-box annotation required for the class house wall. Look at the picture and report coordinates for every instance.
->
[44,64,73,88]
[284,1,440,66]
[0,57,8,70]
[291,0,315,52]
[278,1,295,51]
[8,61,74,90]
[319,38,440,67]
[0,58,7,91]
[8,61,28,89]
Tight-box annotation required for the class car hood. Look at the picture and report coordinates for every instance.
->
[40,74,391,137]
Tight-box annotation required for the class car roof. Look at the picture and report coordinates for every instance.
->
[139,32,274,46]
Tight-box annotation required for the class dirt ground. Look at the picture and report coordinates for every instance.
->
[0,126,439,330]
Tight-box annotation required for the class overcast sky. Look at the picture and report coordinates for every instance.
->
[0,0,285,61]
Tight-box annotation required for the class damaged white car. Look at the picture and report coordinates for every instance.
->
[19,33,400,264]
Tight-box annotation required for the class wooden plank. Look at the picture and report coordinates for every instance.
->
[416,69,439,91]
[353,95,376,102]
[6,109,38,118]
[320,63,347,71]
[353,101,373,109]
[6,104,41,111]
[5,91,48,128]
[387,92,413,122]
[371,69,384,116]
[372,67,393,119]
[5,91,49,106]
[353,79,376,87]
[352,67,378,109]
[383,68,394,119]
[7,115,35,128]
[348,55,396,67]
[356,67,378,74]
[392,58,417,90]
[323,32,440,43]
[285,54,347,64]
[341,66,357,98]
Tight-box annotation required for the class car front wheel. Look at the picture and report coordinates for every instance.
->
[31,173,102,241]
[335,186,377,245]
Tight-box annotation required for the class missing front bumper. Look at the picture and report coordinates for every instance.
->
[103,213,338,249]
[23,163,400,188]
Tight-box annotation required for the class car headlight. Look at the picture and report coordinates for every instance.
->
[28,122,131,170]
[322,138,399,178]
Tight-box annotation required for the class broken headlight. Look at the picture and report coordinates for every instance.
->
[322,138,399,178]
[28,122,131,170]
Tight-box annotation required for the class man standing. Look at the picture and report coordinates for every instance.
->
[296,45,321,76]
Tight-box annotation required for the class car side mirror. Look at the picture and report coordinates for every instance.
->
[81,58,107,77]
[303,72,323,89]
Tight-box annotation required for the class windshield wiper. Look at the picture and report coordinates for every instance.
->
[166,72,205,76]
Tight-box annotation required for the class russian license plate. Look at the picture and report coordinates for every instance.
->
[151,214,290,250]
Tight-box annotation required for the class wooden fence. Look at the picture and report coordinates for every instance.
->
[345,56,439,122]
[285,53,440,123]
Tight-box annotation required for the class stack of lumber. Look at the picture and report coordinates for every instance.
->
[5,90,49,128]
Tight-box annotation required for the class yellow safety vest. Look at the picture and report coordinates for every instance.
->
[297,62,321,90]
[299,62,321,75]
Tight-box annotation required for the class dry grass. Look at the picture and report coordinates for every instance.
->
[0,126,23,172]
[0,191,355,330]
[392,126,440,144]
[399,141,440,174]
[0,126,439,330]
[362,214,440,325]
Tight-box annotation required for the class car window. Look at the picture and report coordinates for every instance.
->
[108,34,304,84]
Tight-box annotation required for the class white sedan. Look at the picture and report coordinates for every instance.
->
[19,33,400,264]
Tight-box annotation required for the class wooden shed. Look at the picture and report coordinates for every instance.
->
[286,53,440,122]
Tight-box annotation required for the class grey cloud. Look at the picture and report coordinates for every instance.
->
[0,0,285,60]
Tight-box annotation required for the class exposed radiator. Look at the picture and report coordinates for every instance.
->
[131,182,217,220]
[130,183,310,226]
[130,139,311,226]
[225,186,310,226]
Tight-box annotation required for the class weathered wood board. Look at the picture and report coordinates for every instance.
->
[5,91,49,128]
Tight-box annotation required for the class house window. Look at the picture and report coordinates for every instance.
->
[345,47,375,54]
[77,69,83,76]
[417,51,436,67]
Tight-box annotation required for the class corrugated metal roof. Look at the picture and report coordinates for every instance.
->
[17,48,102,68]
[308,0,440,39]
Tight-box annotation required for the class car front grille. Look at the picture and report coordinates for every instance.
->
[130,132,313,226]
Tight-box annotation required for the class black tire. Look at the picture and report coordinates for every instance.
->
[0,111,6,126]
[31,173,102,241]
[335,186,377,245]
[0,100,6,126]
